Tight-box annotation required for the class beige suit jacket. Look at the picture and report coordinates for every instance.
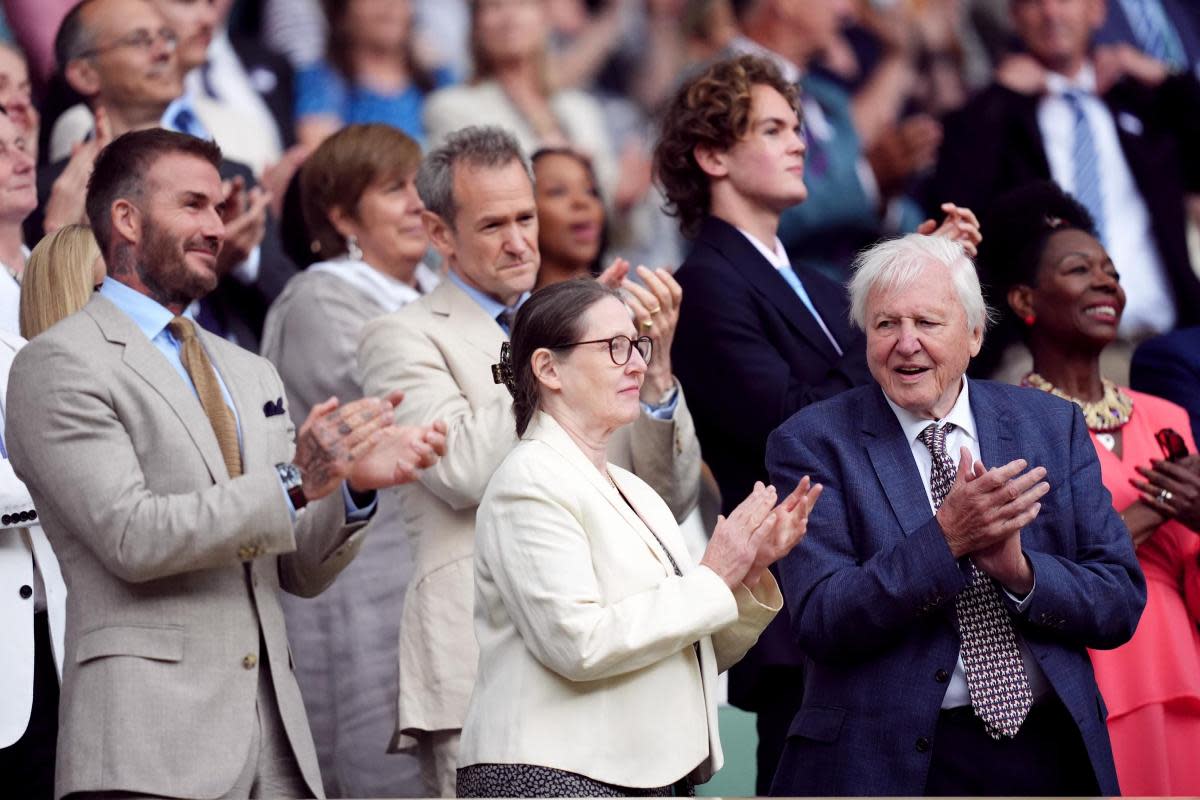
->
[357,278,701,746]
[460,412,780,786]
[6,294,366,799]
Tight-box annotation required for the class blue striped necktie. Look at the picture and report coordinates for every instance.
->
[1119,0,1187,69]
[1063,90,1107,246]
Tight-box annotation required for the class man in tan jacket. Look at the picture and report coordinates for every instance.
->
[6,129,445,800]
[358,125,702,796]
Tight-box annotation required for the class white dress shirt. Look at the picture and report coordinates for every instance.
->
[1038,65,1175,336]
[882,378,1050,708]
[0,247,28,336]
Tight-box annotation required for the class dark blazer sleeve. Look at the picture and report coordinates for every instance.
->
[766,414,970,663]
[1130,330,1200,437]
[1017,406,1146,649]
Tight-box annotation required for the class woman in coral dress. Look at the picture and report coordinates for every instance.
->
[980,180,1200,795]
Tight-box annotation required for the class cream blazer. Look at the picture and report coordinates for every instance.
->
[459,412,780,788]
[6,295,365,799]
[357,278,701,747]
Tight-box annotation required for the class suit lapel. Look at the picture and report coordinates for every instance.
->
[431,280,507,362]
[970,382,1020,481]
[859,386,935,535]
[86,295,227,483]
[1014,91,1054,178]
[201,331,259,470]
[698,217,841,363]
[529,413,678,574]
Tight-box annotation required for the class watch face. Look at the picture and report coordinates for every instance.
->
[277,463,302,487]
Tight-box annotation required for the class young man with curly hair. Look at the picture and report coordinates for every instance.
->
[655,53,978,793]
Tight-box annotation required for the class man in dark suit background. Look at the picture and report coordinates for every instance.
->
[654,54,980,793]
[1131,327,1200,439]
[767,232,1145,796]
[932,0,1200,356]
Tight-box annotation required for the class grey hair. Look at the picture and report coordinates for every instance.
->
[847,233,995,335]
[416,125,531,228]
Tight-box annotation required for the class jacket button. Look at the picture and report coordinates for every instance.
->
[916,736,931,753]
[935,669,950,683]
[242,653,257,670]
[19,584,32,599]
[29,510,36,520]
[2,514,10,525]
[19,511,30,521]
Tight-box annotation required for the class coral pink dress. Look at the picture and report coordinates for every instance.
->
[1087,389,1200,796]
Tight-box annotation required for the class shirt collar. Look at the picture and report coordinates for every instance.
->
[1045,62,1098,97]
[883,376,977,448]
[446,269,527,321]
[99,276,195,342]
[735,227,790,270]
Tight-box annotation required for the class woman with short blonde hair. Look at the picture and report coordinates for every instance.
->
[19,223,101,339]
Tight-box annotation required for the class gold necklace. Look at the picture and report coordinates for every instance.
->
[1023,372,1133,432]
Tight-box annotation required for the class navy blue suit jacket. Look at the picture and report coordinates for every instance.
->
[672,216,872,706]
[766,380,1146,796]
[1131,326,1200,439]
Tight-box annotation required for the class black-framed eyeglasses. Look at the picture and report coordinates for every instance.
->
[78,27,178,59]
[551,334,652,366]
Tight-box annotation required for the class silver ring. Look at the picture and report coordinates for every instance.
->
[1158,488,1174,503]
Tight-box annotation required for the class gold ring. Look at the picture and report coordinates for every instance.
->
[649,305,663,315]
[641,319,654,330]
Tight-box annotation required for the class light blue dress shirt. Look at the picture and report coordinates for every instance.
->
[99,278,373,520]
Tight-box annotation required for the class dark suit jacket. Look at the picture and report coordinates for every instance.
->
[1096,0,1200,71]
[1131,325,1200,439]
[29,155,298,352]
[672,215,872,706]
[766,380,1146,796]
[931,74,1200,345]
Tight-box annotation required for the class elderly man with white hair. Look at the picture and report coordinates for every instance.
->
[765,233,1146,797]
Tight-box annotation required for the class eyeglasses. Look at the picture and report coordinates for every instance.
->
[552,334,652,366]
[78,27,178,59]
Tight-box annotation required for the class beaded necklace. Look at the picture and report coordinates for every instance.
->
[1022,372,1133,448]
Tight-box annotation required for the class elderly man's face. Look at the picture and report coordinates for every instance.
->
[1011,0,1103,73]
[0,114,37,225]
[865,262,982,420]
[79,0,182,110]
[430,158,539,308]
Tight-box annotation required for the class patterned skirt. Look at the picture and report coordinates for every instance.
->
[457,763,695,798]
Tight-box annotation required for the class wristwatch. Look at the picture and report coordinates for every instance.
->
[275,463,307,510]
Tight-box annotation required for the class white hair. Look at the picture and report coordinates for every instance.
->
[847,233,995,335]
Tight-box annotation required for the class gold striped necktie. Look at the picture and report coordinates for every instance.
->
[168,317,243,478]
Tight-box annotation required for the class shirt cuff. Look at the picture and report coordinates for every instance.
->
[342,481,377,522]
[640,384,679,421]
[1003,571,1036,611]
[231,245,262,285]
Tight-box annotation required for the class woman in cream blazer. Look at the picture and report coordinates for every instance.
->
[457,279,821,796]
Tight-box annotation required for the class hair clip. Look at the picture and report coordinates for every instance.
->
[491,341,517,396]
[1044,215,1066,230]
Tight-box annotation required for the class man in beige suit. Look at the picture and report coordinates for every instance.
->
[357,125,702,796]
[6,129,446,800]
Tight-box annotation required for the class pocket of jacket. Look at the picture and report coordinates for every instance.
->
[787,705,847,743]
[75,624,184,664]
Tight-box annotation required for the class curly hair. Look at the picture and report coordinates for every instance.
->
[653,53,798,238]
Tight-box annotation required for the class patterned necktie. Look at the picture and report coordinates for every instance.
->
[918,423,1033,740]
[168,317,243,478]
[1063,91,1107,247]
[1119,0,1188,69]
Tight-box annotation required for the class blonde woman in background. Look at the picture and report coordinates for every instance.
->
[19,224,102,339]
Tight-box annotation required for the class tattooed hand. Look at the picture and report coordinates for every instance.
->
[292,391,402,502]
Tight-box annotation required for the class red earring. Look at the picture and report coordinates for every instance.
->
[1023,314,1036,326]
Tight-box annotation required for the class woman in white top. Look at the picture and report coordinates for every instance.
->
[458,278,822,796]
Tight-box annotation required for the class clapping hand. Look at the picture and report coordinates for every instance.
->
[937,448,1045,593]
[918,203,982,257]
[1132,455,1200,533]
[292,390,446,502]
[743,477,824,589]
